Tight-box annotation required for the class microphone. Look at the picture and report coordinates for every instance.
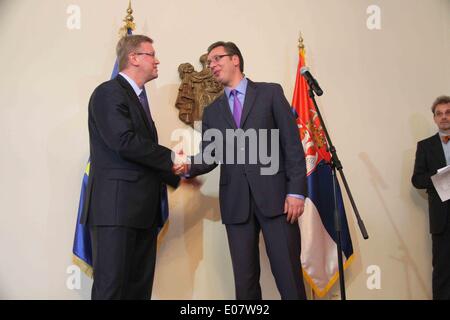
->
[300,66,323,96]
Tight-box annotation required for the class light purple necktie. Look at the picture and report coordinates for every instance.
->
[231,89,242,127]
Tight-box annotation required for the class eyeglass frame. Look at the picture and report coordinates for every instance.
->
[206,54,232,68]
[134,52,156,58]
[434,109,450,117]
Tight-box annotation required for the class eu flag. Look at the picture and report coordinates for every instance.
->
[72,26,169,276]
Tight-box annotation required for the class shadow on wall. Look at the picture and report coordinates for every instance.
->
[359,148,431,299]
[45,90,92,299]
[149,82,226,298]
[154,173,224,299]
[409,111,434,206]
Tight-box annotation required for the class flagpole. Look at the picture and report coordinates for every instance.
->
[298,32,368,298]
[299,34,317,302]
[119,0,136,37]
[331,166,346,299]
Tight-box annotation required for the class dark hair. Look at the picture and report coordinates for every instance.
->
[116,34,154,71]
[432,95,450,114]
[207,41,244,72]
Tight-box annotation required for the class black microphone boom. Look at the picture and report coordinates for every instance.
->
[300,66,323,96]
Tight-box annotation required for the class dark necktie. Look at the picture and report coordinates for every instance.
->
[138,90,167,227]
[138,90,158,142]
[442,135,450,144]
[138,90,153,123]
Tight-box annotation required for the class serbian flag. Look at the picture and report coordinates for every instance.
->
[293,46,354,298]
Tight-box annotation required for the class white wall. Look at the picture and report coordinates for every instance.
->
[0,0,449,299]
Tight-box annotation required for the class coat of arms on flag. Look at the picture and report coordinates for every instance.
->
[292,36,354,298]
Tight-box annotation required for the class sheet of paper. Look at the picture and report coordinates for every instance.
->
[437,164,450,174]
[431,167,450,202]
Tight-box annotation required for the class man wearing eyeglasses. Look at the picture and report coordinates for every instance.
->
[81,35,180,299]
[174,41,307,299]
[412,95,450,300]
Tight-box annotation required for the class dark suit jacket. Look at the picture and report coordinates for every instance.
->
[412,133,449,234]
[81,74,180,229]
[190,79,307,224]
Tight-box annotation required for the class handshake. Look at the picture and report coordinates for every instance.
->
[172,149,190,176]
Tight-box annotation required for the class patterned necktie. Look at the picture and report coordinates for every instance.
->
[231,89,242,128]
[442,135,450,144]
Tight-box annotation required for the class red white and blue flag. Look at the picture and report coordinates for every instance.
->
[292,46,354,298]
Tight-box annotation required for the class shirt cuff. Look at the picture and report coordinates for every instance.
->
[287,194,305,200]
[182,163,192,178]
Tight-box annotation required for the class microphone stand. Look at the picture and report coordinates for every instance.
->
[307,86,369,300]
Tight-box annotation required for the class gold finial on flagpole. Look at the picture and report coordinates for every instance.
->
[119,1,136,37]
[298,31,305,50]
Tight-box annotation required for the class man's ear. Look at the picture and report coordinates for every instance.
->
[128,53,139,67]
[232,55,240,68]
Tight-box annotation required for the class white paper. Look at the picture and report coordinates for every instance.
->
[431,166,450,202]
[437,165,450,174]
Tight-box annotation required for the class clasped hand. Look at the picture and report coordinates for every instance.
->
[172,149,190,176]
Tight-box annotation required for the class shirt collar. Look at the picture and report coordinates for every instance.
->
[119,72,143,97]
[225,77,248,98]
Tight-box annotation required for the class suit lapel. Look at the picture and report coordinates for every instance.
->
[240,79,257,128]
[431,133,447,168]
[116,75,156,140]
[219,79,258,129]
[219,94,237,129]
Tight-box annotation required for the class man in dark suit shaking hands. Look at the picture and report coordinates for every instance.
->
[81,35,180,299]
[412,95,450,300]
[174,41,307,299]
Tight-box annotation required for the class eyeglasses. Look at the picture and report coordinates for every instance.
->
[135,52,156,58]
[435,110,450,117]
[206,54,231,68]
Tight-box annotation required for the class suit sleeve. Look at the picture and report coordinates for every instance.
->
[189,106,219,177]
[411,141,434,190]
[271,84,307,196]
[157,171,181,188]
[90,85,174,173]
